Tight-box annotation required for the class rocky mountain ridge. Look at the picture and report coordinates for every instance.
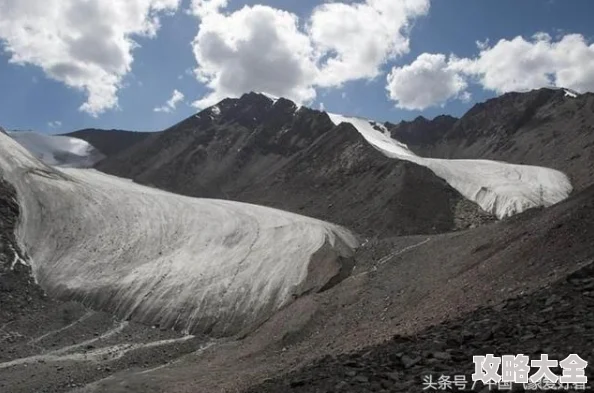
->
[96,92,488,236]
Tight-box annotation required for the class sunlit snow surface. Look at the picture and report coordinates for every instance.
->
[8,131,105,168]
[328,113,572,218]
[0,133,357,336]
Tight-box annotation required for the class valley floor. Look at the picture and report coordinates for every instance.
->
[0,295,211,393]
[2,253,593,392]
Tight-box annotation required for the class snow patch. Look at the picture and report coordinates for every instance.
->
[211,105,221,116]
[564,88,578,98]
[328,113,572,218]
[9,246,28,270]
[8,131,104,168]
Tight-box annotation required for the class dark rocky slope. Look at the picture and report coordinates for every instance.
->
[0,178,42,325]
[98,94,335,198]
[387,115,457,147]
[97,93,487,236]
[64,129,154,157]
[387,88,594,191]
[250,262,594,393]
[234,122,492,236]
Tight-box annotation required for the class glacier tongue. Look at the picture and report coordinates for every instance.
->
[0,132,357,336]
[328,113,572,219]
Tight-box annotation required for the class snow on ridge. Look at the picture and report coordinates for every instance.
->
[0,132,358,336]
[328,113,572,219]
[8,131,104,168]
[564,88,578,98]
[258,91,280,104]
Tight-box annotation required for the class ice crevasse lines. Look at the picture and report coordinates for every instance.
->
[328,113,572,218]
[0,132,358,337]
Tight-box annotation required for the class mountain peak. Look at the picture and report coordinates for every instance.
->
[238,91,276,106]
[256,91,280,102]
[386,114,457,147]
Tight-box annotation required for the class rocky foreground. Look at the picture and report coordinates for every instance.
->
[249,262,594,393]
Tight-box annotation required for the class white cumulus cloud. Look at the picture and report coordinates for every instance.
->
[154,89,185,113]
[309,0,430,87]
[453,33,594,94]
[386,53,469,110]
[190,4,318,109]
[191,0,228,17]
[0,0,180,116]
[189,0,429,108]
[386,33,594,109]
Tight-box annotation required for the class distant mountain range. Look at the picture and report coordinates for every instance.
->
[7,88,592,237]
[75,88,590,237]
[93,93,491,236]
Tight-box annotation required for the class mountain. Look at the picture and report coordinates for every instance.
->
[7,131,104,168]
[96,91,576,235]
[387,114,457,146]
[63,129,154,157]
[328,113,570,219]
[2,89,594,393]
[96,93,493,236]
[386,88,594,191]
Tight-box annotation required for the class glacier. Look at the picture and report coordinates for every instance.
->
[328,113,573,218]
[0,132,357,336]
[8,131,105,168]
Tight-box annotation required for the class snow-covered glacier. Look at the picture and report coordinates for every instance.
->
[8,131,104,168]
[328,114,572,218]
[0,132,357,336]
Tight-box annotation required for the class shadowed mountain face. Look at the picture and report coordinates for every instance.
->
[64,129,154,158]
[387,114,458,147]
[386,88,594,191]
[96,93,489,237]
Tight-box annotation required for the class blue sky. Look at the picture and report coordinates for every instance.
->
[1,0,593,133]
